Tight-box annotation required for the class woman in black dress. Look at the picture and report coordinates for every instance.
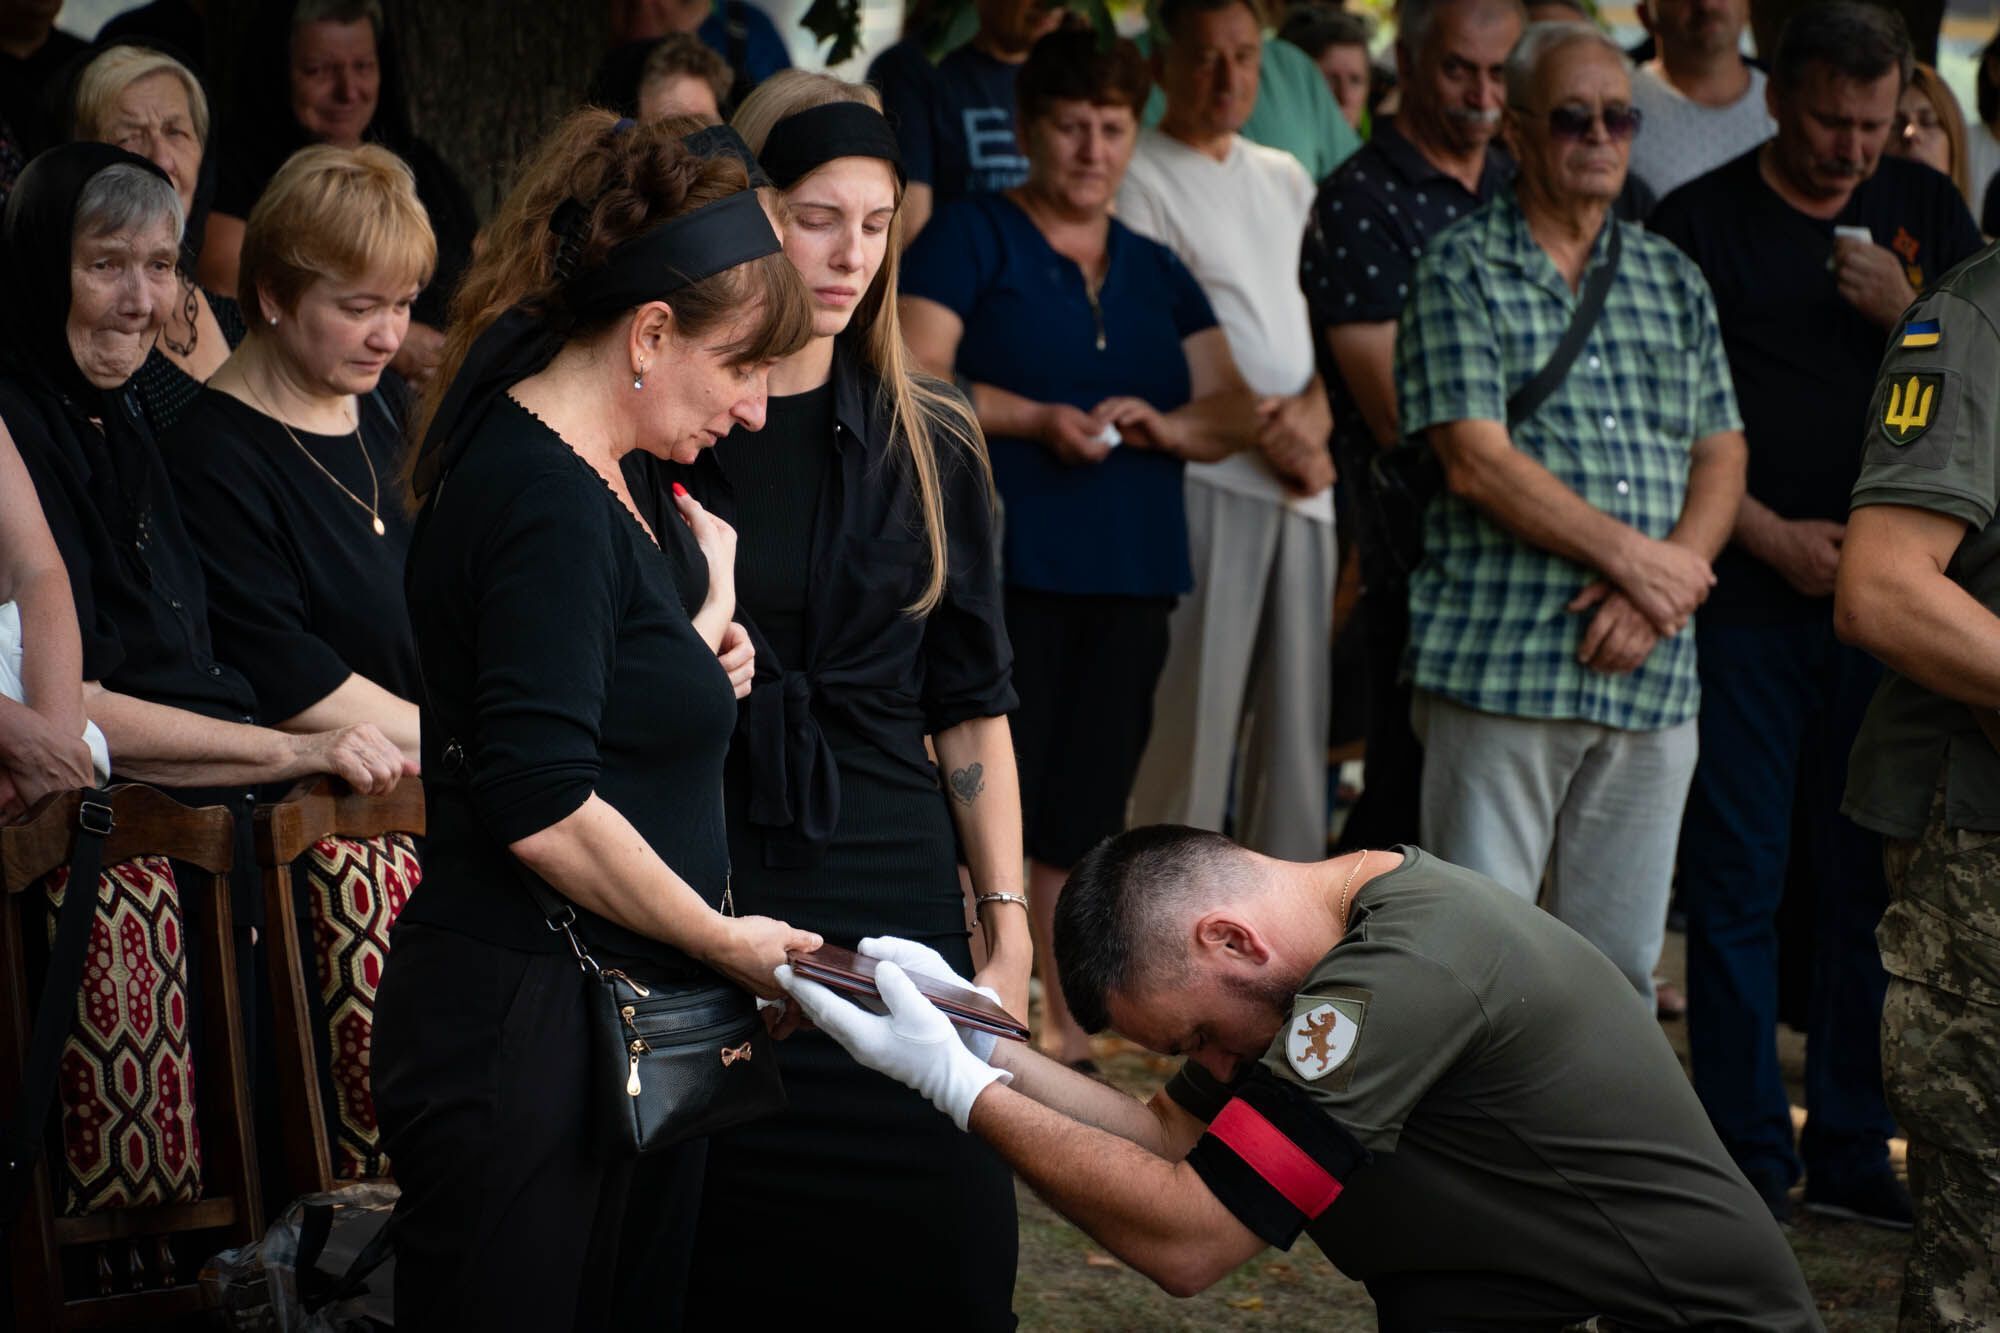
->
[372,110,820,1330]
[659,73,1026,1328]
[163,143,430,757]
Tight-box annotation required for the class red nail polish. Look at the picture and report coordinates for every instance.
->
[672,482,689,498]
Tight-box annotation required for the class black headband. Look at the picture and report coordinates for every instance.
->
[563,187,780,315]
[758,102,905,190]
[683,123,774,188]
[411,187,780,497]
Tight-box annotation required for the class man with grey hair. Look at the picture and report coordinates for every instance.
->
[775,828,1820,1326]
[1650,0,1979,1228]
[1396,22,1746,1006]
[1299,0,1521,853]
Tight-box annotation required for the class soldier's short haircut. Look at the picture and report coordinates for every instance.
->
[1055,825,1255,1033]
[1770,0,1912,93]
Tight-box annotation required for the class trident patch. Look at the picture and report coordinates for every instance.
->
[1882,373,1942,446]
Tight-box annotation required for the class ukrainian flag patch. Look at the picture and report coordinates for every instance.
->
[1901,319,1941,349]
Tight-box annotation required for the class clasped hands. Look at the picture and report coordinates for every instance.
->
[1038,399,1177,465]
[1568,531,1715,676]
[777,935,1010,1131]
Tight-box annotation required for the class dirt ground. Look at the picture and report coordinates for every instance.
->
[1009,927,1911,1331]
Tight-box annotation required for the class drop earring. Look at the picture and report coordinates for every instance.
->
[633,364,645,391]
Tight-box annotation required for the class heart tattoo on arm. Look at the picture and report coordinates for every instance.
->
[949,762,985,807]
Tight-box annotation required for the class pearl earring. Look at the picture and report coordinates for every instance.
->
[633,366,645,391]
[268,315,278,326]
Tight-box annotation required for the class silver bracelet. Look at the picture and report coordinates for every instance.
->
[974,891,1029,911]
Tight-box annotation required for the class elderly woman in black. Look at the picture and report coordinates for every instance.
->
[373,111,821,1329]
[643,73,1025,1326]
[68,43,245,435]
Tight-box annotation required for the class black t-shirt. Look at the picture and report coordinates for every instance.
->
[162,383,419,721]
[717,381,835,671]
[1650,150,1982,621]
[401,397,736,964]
[877,43,1030,200]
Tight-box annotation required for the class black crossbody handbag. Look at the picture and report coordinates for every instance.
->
[1369,221,1625,577]
[516,868,786,1155]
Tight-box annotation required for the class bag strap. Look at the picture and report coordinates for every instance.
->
[1506,219,1623,428]
[1,791,116,1225]
[298,1201,397,1313]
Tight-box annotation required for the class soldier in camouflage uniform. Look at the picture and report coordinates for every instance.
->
[1836,240,2000,1331]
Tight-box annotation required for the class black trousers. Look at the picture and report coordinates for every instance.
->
[372,924,705,1331]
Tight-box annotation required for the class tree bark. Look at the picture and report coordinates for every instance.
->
[388,3,611,219]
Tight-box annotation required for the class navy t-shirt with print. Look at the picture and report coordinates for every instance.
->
[879,45,1030,200]
[900,192,1218,597]
[1650,150,1982,622]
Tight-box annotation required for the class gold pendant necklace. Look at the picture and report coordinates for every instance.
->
[248,381,385,536]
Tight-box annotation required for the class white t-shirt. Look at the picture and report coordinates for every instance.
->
[0,602,110,782]
[1116,128,1331,521]
[1630,63,1776,202]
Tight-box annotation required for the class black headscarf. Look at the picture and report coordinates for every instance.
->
[2,142,174,401]
[0,142,179,539]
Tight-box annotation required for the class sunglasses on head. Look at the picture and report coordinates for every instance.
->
[1545,103,1643,142]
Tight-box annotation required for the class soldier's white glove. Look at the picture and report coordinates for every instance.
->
[858,935,1001,1063]
[776,960,1010,1131]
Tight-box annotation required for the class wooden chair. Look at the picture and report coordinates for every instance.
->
[0,786,262,1329]
[255,778,424,1202]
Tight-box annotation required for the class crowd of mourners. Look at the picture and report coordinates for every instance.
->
[1,0,1998,1327]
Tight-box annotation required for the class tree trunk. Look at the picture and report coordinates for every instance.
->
[389,3,611,219]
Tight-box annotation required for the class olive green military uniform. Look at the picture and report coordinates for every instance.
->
[1165,847,1818,1331]
[1845,241,2000,1333]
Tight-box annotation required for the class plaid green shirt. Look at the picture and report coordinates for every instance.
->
[1396,190,1740,731]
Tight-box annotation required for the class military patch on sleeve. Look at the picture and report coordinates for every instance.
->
[1286,993,1369,1083]
[1880,372,1944,445]
[1867,367,1959,469]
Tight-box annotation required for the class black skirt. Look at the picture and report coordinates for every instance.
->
[684,740,1018,1328]
[373,924,708,1331]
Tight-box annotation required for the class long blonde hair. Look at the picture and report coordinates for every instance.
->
[734,70,992,616]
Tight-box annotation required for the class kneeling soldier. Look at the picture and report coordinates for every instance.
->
[779,832,1819,1330]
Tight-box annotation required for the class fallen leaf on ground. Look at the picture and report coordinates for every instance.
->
[1083,1252,1120,1269]
[1228,1295,1265,1311]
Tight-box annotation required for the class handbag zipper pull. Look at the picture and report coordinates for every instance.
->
[603,968,650,999]
[626,1035,648,1096]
